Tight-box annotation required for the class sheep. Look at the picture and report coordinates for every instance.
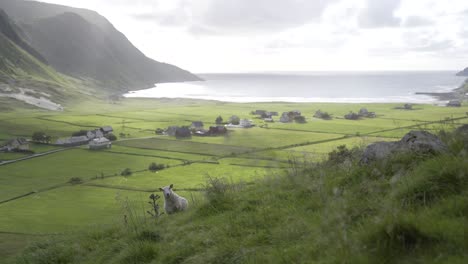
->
[159,184,188,214]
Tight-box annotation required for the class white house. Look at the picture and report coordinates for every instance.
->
[89,137,111,150]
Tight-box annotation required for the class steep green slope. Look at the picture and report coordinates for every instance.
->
[11,128,468,263]
[0,10,64,84]
[0,0,201,91]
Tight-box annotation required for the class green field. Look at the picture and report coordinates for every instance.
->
[0,98,467,260]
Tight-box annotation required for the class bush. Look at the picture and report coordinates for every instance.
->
[32,131,51,143]
[121,168,132,176]
[148,162,165,172]
[294,115,306,123]
[328,145,360,164]
[69,177,83,185]
[105,133,117,141]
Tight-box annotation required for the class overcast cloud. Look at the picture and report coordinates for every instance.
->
[37,0,468,72]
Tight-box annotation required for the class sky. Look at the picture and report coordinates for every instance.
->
[37,0,468,73]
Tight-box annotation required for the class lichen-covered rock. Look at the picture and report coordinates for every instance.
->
[400,131,448,154]
[361,131,448,163]
[360,141,400,163]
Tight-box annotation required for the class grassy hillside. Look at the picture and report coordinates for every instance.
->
[7,123,468,263]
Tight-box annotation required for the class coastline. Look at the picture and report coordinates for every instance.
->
[416,78,468,101]
[124,72,466,104]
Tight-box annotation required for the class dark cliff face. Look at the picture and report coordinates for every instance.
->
[456,67,468,77]
[0,0,201,91]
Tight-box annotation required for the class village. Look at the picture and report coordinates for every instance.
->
[0,101,462,159]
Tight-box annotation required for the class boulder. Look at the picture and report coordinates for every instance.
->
[360,141,400,163]
[361,131,448,163]
[400,131,448,154]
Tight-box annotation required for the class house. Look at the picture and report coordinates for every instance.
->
[280,112,292,123]
[264,118,274,122]
[404,104,413,110]
[87,129,104,140]
[358,108,369,116]
[255,110,267,115]
[261,112,273,119]
[89,137,111,150]
[100,126,113,134]
[56,136,89,146]
[447,100,461,107]
[291,110,301,117]
[175,127,192,139]
[191,121,204,130]
[1,138,29,151]
[209,126,227,135]
[345,112,360,120]
[166,126,180,136]
[240,119,254,128]
[269,111,279,116]
[358,108,376,118]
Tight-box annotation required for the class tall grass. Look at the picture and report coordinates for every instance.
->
[11,129,468,264]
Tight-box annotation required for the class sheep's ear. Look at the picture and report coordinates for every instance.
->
[159,188,163,191]
[170,184,173,189]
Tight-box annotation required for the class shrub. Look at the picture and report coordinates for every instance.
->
[294,115,306,123]
[105,133,117,141]
[148,162,165,172]
[69,177,83,185]
[121,168,132,176]
[328,145,360,164]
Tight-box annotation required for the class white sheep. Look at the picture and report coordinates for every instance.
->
[159,184,188,214]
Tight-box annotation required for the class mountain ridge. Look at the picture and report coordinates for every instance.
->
[0,0,201,93]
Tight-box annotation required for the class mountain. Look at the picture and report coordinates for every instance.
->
[0,0,201,91]
[456,67,468,76]
[0,8,63,84]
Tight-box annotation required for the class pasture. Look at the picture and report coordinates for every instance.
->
[0,98,467,241]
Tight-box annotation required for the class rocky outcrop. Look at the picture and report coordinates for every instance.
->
[361,131,448,163]
[456,67,468,76]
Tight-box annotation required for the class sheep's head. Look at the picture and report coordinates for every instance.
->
[159,184,174,198]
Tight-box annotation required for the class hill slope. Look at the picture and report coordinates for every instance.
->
[11,128,468,263]
[0,9,65,85]
[0,0,201,91]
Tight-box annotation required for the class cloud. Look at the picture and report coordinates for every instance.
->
[130,0,338,35]
[402,16,433,27]
[358,0,401,28]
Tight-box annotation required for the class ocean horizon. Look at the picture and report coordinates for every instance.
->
[124,71,466,103]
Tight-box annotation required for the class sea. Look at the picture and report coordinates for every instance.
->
[124,71,466,103]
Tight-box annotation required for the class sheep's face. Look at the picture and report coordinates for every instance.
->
[159,184,173,198]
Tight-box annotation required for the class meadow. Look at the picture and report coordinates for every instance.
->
[0,98,467,260]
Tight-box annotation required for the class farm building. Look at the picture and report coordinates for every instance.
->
[89,137,111,150]
[240,119,254,128]
[447,100,461,107]
[100,126,113,134]
[280,112,292,123]
[56,136,89,146]
[87,129,104,140]
[345,112,360,120]
[209,126,227,135]
[1,138,29,151]
[166,126,180,136]
[175,127,192,139]
[191,121,204,130]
